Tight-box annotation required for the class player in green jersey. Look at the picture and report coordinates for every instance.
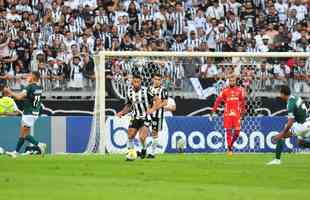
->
[5,71,46,158]
[267,85,310,165]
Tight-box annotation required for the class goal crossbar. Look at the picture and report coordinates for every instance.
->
[100,51,310,58]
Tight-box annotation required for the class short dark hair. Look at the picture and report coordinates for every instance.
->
[32,71,41,80]
[152,73,161,78]
[280,85,291,96]
[132,74,142,80]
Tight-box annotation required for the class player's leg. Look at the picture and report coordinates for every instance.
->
[224,116,233,155]
[138,126,149,159]
[22,115,46,155]
[230,117,241,151]
[7,115,43,157]
[148,117,161,158]
[127,119,139,151]
[267,123,297,165]
[297,139,310,148]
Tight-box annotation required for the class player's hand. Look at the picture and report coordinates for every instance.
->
[146,108,155,115]
[116,112,123,118]
[271,133,282,144]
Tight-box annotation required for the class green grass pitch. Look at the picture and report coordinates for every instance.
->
[0,153,310,200]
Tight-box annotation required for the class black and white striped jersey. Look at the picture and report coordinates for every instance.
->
[126,86,154,119]
[171,12,185,35]
[150,86,168,119]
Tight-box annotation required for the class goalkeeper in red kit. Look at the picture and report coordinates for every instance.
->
[211,74,246,156]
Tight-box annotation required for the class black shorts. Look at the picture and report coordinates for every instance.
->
[151,117,163,132]
[129,118,151,130]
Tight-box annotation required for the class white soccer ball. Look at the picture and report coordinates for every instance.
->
[126,149,137,161]
[0,147,4,155]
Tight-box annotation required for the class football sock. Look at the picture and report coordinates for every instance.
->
[275,139,284,160]
[231,129,240,147]
[15,137,25,152]
[25,135,39,146]
[127,139,134,149]
[226,129,232,151]
[151,137,159,155]
[141,140,146,150]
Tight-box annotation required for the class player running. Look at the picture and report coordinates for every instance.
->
[211,74,246,156]
[148,73,168,158]
[116,74,159,160]
[267,85,310,165]
[5,71,46,158]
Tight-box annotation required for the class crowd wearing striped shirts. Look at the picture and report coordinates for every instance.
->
[0,0,308,95]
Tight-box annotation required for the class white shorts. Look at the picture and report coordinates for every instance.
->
[22,115,38,128]
[290,120,310,139]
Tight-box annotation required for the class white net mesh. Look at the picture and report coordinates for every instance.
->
[86,51,310,154]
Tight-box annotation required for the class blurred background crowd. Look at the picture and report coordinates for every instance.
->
[0,0,309,99]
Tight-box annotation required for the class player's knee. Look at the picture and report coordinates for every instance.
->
[127,128,137,139]
[152,130,158,137]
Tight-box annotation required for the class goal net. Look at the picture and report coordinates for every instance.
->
[85,51,310,154]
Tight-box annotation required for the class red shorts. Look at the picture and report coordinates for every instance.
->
[224,116,241,130]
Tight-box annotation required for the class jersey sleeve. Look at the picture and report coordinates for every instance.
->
[22,86,30,97]
[287,98,295,119]
[147,87,155,103]
[212,89,224,112]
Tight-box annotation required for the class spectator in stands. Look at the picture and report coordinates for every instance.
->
[0,0,307,98]
[82,53,95,89]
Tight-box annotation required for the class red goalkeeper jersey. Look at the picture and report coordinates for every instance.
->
[212,86,246,117]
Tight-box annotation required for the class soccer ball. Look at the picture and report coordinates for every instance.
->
[0,147,4,155]
[126,149,137,161]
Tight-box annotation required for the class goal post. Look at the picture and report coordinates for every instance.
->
[85,51,310,154]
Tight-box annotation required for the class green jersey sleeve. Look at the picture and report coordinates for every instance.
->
[287,97,296,119]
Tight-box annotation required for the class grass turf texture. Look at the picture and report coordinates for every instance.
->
[0,154,309,200]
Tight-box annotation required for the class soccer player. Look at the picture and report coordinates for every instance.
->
[267,85,310,165]
[148,73,168,158]
[211,74,246,156]
[116,74,158,160]
[5,71,46,158]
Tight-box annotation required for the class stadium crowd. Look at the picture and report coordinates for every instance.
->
[0,0,309,96]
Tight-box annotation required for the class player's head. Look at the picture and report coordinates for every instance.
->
[152,73,161,88]
[28,71,40,83]
[228,74,237,87]
[132,74,142,91]
[280,85,291,101]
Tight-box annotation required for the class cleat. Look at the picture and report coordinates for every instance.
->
[227,151,233,157]
[6,151,18,158]
[140,149,146,159]
[267,159,281,165]
[147,154,155,159]
[38,143,47,156]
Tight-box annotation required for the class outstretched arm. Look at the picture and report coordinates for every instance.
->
[116,104,131,118]
[4,87,27,100]
[116,96,132,118]
[212,91,223,113]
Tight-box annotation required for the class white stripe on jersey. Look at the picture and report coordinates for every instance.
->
[150,86,168,119]
[127,86,153,119]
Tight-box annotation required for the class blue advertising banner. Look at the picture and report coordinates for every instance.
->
[0,116,300,154]
[105,116,298,153]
